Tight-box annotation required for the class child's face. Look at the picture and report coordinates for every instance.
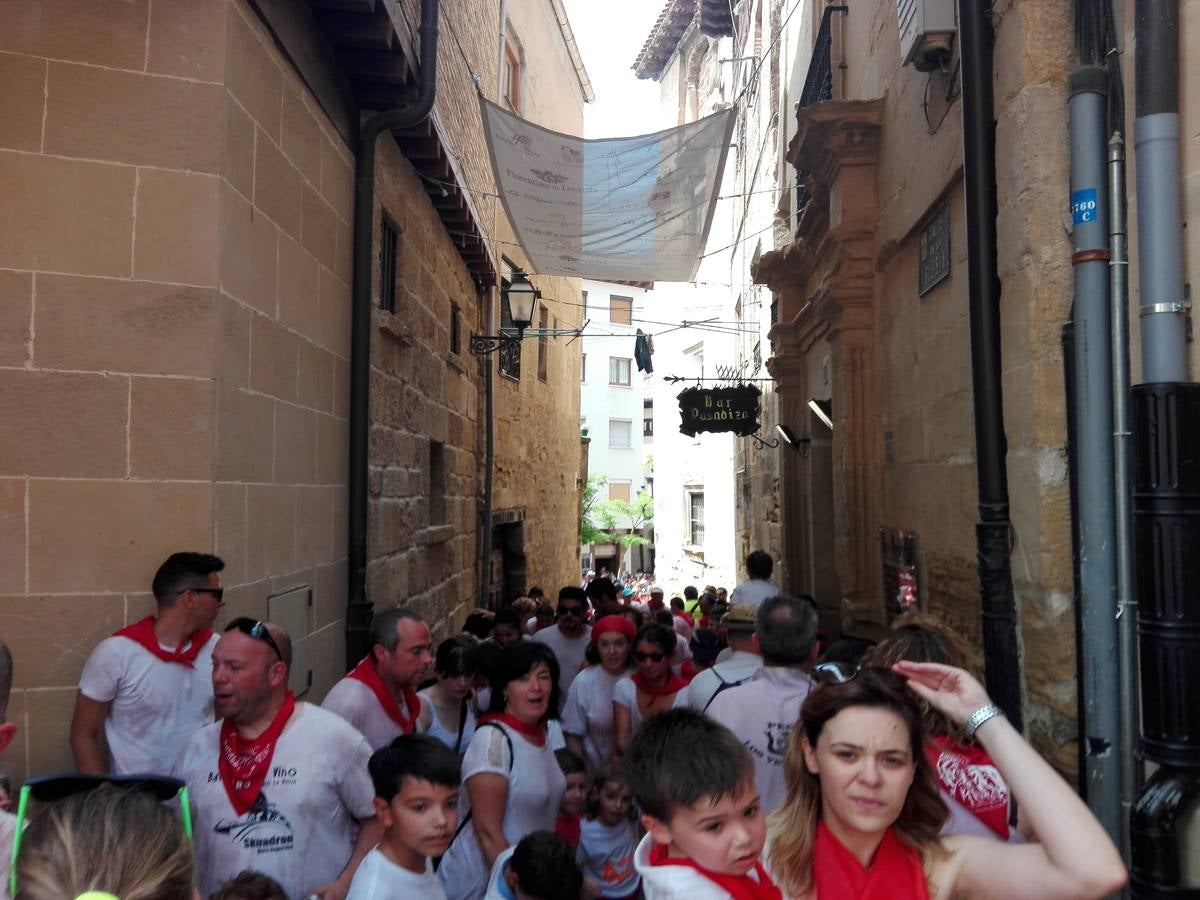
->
[561,772,588,815]
[642,778,766,877]
[374,777,461,867]
[596,779,631,826]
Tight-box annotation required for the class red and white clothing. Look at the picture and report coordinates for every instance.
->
[78,629,217,775]
[634,834,780,900]
[612,675,689,733]
[172,702,375,899]
[927,737,1020,842]
[561,665,629,771]
[578,818,639,898]
[322,663,425,750]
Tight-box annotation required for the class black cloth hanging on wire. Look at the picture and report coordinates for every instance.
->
[635,329,655,373]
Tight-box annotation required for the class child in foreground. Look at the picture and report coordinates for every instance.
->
[346,734,462,900]
[556,747,589,848]
[625,708,780,899]
[578,763,640,898]
[483,829,585,899]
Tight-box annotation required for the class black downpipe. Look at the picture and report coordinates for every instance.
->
[347,0,440,667]
[956,0,1023,731]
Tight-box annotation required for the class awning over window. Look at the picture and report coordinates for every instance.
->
[481,98,735,283]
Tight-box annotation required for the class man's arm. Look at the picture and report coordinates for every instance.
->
[312,815,383,900]
[70,693,111,775]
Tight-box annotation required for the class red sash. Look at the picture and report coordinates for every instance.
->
[648,842,782,900]
[218,692,295,815]
[812,822,928,900]
[925,736,1010,839]
[557,811,581,847]
[113,616,212,668]
[347,656,421,734]
[478,712,547,747]
[631,671,688,697]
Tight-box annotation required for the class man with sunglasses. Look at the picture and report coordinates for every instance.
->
[532,587,592,705]
[173,618,380,899]
[71,552,225,777]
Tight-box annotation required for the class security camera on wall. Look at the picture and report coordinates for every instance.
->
[897,0,956,72]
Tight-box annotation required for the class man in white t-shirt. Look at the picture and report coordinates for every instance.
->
[706,595,818,814]
[0,640,17,899]
[728,550,780,610]
[532,588,591,704]
[686,605,762,712]
[173,619,380,899]
[71,552,225,776]
[323,607,434,749]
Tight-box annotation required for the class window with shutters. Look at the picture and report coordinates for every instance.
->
[608,357,632,386]
[609,295,633,325]
[609,419,632,448]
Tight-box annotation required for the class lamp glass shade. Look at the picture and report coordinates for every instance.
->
[504,274,539,330]
[808,399,833,430]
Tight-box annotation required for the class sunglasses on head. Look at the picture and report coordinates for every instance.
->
[9,774,192,897]
[224,617,284,661]
[811,660,862,685]
[634,650,667,663]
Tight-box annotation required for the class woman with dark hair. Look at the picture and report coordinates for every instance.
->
[612,624,689,757]
[767,663,1126,900]
[418,636,477,754]
[438,642,566,900]
[562,615,636,770]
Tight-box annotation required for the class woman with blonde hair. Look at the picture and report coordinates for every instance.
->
[15,785,196,900]
[767,662,1125,900]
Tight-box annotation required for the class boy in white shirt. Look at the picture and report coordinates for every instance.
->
[626,709,781,899]
[483,830,584,899]
[347,735,462,900]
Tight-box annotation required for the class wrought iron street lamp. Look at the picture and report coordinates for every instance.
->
[470,271,540,355]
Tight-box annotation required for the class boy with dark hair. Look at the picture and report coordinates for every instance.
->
[211,871,287,899]
[483,830,584,900]
[554,747,588,848]
[346,734,462,899]
[625,708,779,899]
[492,608,525,649]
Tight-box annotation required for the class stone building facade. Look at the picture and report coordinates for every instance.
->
[0,0,587,782]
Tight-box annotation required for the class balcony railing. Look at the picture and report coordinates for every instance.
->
[794,5,848,231]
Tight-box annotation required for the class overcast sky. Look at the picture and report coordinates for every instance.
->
[562,0,670,138]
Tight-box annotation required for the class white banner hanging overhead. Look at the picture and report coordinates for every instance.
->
[481,98,736,283]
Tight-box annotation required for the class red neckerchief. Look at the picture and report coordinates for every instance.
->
[812,821,929,900]
[478,712,547,747]
[218,692,296,815]
[631,671,688,697]
[925,735,1010,839]
[557,810,581,847]
[648,841,781,900]
[113,616,212,668]
[346,656,421,734]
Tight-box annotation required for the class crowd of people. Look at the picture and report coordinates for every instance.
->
[0,550,1128,899]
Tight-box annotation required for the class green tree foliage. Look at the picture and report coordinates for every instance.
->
[582,480,653,549]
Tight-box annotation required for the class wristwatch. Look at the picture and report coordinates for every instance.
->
[962,703,1003,741]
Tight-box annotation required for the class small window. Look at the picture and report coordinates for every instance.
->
[609,419,632,448]
[687,490,705,545]
[502,37,522,111]
[608,357,632,386]
[919,202,951,296]
[608,481,632,503]
[380,216,399,313]
[752,340,761,372]
[581,354,587,382]
[537,308,549,381]
[450,304,461,356]
[643,398,654,437]
[610,296,633,325]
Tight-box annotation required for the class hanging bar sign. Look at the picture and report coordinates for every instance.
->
[677,386,761,437]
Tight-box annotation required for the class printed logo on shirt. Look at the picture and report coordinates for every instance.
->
[213,793,295,854]
[764,721,791,757]
[935,753,1007,810]
[601,851,636,885]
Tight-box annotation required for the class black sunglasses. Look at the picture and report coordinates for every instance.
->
[224,617,283,661]
[634,650,667,663]
[557,605,583,617]
[811,660,862,685]
[186,586,225,601]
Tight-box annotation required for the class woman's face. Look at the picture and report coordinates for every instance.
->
[438,668,473,702]
[634,639,670,682]
[596,633,631,673]
[802,705,916,838]
[504,661,554,725]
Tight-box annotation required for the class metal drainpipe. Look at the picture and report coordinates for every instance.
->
[347,0,440,667]
[956,0,1022,732]
[1067,64,1122,845]
[477,284,496,610]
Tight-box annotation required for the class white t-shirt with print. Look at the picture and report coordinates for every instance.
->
[438,721,567,900]
[578,818,639,897]
[531,624,592,702]
[561,666,628,770]
[346,846,447,900]
[172,702,376,900]
[78,632,217,776]
[612,676,689,734]
[322,676,424,750]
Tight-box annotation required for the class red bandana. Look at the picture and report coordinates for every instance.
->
[347,656,421,734]
[648,841,781,900]
[631,671,689,697]
[556,810,581,847]
[925,736,1010,839]
[113,616,212,668]
[478,712,547,747]
[812,821,929,900]
[218,692,295,815]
